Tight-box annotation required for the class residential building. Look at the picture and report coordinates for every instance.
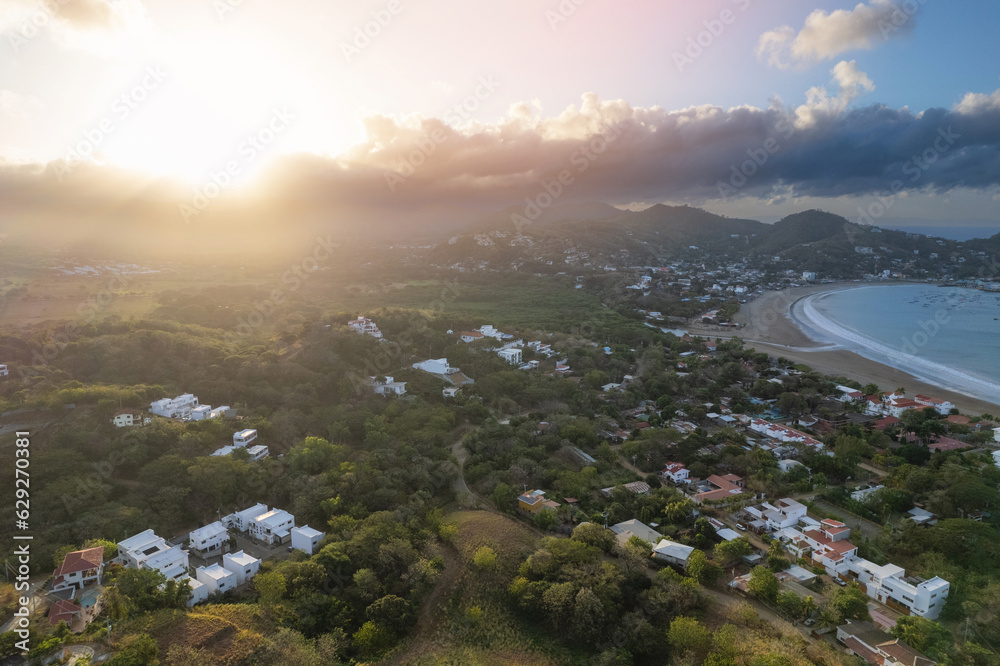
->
[149,394,200,419]
[652,539,695,569]
[993,428,1000,444]
[498,348,523,365]
[187,578,208,606]
[744,498,807,531]
[348,316,382,339]
[993,449,1000,467]
[609,519,661,547]
[211,445,238,457]
[51,547,105,592]
[660,462,690,484]
[836,385,864,402]
[914,394,954,416]
[851,485,885,501]
[291,525,325,555]
[195,563,237,595]
[601,481,652,497]
[478,324,513,340]
[233,429,257,446]
[222,550,260,585]
[190,404,214,420]
[249,508,295,545]
[246,444,270,461]
[0,364,8,377]
[224,503,269,532]
[691,474,745,504]
[370,376,407,396]
[188,521,228,557]
[517,489,559,514]
[837,622,934,666]
[111,409,145,428]
[48,599,82,628]
[848,559,950,619]
[459,331,484,343]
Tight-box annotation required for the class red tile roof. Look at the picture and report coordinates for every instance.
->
[48,599,82,626]
[53,547,104,577]
[844,636,880,664]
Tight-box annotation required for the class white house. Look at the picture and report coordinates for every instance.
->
[652,539,695,569]
[150,394,200,419]
[459,330,484,343]
[835,385,864,402]
[189,521,228,557]
[348,316,382,339]
[211,445,237,457]
[745,498,807,531]
[222,550,260,585]
[478,325,512,340]
[497,348,522,365]
[111,409,146,428]
[848,559,950,619]
[246,444,270,461]
[370,376,407,396]
[914,394,954,416]
[249,508,295,545]
[51,547,105,592]
[190,404,214,420]
[224,503,270,532]
[0,364,7,377]
[195,563,237,595]
[413,358,458,376]
[233,429,257,447]
[187,578,208,606]
[291,525,325,555]
[993,449,1000,467]
[993,428,1000,444]
[660,462,690,484]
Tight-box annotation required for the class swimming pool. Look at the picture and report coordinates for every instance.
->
[79,588,100,608]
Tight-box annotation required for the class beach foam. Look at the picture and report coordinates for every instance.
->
[794,288,1000,405]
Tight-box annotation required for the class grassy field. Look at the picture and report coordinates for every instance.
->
[118,603,273,664]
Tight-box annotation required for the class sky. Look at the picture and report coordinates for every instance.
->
[2,0,1000,232]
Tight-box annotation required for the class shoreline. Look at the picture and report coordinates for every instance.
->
[687,282,1000,415]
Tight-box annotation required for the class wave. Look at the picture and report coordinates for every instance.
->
[795,290,1000,405]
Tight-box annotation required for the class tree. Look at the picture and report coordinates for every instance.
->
[491,483,516,513]
[472,546,498,571]
[714,537,753,566]
[686,549,721,586]
[891,616,953,661]
[572,587,606,641]
[829,582,871,623]
[746,566,779,603]
[254,571,287,607]
[352,620,395,658]
[668,616,712,660]
[365,595,413,634]
[572,522,616,552]
[106,634,158,666]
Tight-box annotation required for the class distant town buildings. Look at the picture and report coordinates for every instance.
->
[150,394,229,421]
[369,375,408,396]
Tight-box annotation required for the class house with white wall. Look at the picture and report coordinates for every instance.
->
[233,429,257,446]
[249,508,295,545]
[370,376,407,396]
[188,521,228,557]
[195,563,237,595]
[0,364,7,377]
[150,394,201,419]
[660,462,690,484]
[291,526,325,555]
[222,550,260,585]
[459,331,484,343]
[111,409,146,428]
[348,316,383,339]
[51,547,105,592]
[187,578,208,606]
[914,394,954,416]
[653,539,695,569]
[412,358,458,376]
[848,559,950,619]
[498,348,522,365]
[246,445,269,461]
[745,498,807,531]
[224,503,269,532]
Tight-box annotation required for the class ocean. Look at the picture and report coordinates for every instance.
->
[791,284,1000,406]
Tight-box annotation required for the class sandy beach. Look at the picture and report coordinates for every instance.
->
[687,282,1000,416]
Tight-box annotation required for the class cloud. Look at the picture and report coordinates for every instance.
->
[0,90,42,119]
[3,87,1000,222]
[795,60,876,128]
[758,0,920,68]
[0,0,148,50]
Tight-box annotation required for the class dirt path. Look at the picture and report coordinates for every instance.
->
[383,544,459,666]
